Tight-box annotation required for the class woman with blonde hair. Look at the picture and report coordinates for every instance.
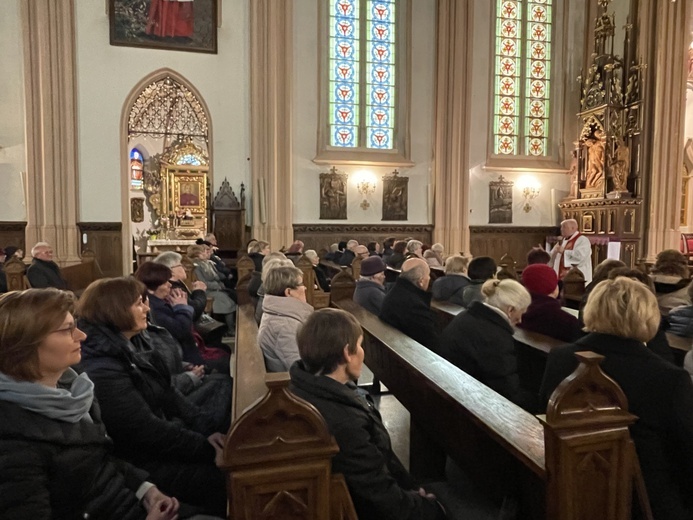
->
[440,279,537,411]
[0,288,181,519]
[541,277,693,520]
[431,255,470,303]
[423,243,444,267]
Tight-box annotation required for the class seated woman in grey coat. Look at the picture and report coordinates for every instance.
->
[258,265,314,372]
[187,244,236,330]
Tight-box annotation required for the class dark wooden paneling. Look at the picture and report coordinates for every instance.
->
[293,224,433,253]
[470,226,559,269]
[213,209,247,254]
[0,221,27,254]
[77,222,123,277]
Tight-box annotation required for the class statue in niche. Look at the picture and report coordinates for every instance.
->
[610,138,630,192]
[320,168,347,220]
[382,170,409,221]
[584,129,605,189]
[565,148,579,200]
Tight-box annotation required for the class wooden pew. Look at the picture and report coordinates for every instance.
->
[224,303,357,519]
[3,257,30,291]
[562,265,586,309]
[296,255,330,309]
[320,259,344,279]
[236,254,255,281]
[331,298,646,520]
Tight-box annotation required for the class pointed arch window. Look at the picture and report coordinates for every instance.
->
[317,0,412,166]
[492,0,554,157]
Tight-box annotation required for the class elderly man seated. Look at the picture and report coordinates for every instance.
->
[338,239,359,267]
[353,256,387,314]
[26,242,68,289]
[379,258,439,352]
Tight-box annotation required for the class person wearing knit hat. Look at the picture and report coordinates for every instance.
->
[353,256,387,315]
[519,263,583,342]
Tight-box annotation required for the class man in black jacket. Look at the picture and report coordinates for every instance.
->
[26,242,68,289]
[290,308,446,520]
[379,258,439,352]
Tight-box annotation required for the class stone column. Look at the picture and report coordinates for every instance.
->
[642,0,688,259]
[249,0,294,249]
[21,0,81,264]
[432,0,473,255]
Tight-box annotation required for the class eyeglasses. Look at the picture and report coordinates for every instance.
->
[52,323,81,338]
[171,264,183,269]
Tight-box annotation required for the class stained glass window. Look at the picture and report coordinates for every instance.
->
[130,148,144,190]
[329,0,397,149]
[493,0,553,156]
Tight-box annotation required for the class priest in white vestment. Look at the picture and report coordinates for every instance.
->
[549,219,593,283]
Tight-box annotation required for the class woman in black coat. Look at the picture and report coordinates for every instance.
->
[0,288,179,520]
[440,279,538,412]
[540,277,693,520]
[75,278,227,517]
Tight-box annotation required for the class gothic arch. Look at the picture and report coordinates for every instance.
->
[119,68,213,273]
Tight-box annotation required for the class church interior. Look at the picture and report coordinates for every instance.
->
[2,0,693,519]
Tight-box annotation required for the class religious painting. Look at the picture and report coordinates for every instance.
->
[109,0,218,54]
[319,169,348,220]
[382,170,408,221]
[169,170,206,216]
[488,175,513,224]
[130,197,145,223]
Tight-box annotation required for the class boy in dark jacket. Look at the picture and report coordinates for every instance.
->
[290,308,446,520]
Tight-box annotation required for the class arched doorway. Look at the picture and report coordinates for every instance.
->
[120,69,212,272]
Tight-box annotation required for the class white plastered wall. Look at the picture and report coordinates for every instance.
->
[74,0,250,223]
[0,0,27,222]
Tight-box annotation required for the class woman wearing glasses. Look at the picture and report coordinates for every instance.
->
[75,278,227,517]
[258,265,314,372]
[0,288,179,519]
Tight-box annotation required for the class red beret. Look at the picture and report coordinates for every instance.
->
[522,263,558,296]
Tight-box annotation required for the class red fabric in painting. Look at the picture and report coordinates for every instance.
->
[146,0,194,39]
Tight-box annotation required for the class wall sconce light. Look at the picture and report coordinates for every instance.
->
[355,171,376,210]
[518,176,541,213]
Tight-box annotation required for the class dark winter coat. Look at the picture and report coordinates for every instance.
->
[339,250,356,267]
[431,274,470,304]
[540,333,693,520]
[518,293,584,343]
[379,277,440,353]
[669,304,693,338]
[353,279,387,315]
[385,252,405,269]
[249,252,265,272]
[440,301,538,412]
[147,293,205,366]
[0,383,148,520]
[314,264,331,292]
[75,320,226,515]
[460,280,485,308]
[171,280,207,322]
[289,362,445,520]
[26,258,68,289]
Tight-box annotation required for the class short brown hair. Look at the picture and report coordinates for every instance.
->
[297,308,362,375]
[583,278,659,342]
[77,278,146,332]
[263,265,303,296]
[249,240,270,254]
[0,289,75,381]
[654,249,689,278]
[134,262,171,291]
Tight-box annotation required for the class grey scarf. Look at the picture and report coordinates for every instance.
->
[0,368,94,423]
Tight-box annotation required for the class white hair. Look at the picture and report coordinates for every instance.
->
[406,240,422,253]
[153,251,183,268]
[347,239,359,250]
[31,242,51,257]
[481,279,531,312]
[261,258,295,283]
[304,249,319,260]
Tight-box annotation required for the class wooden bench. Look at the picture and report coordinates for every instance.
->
[223,303,358,519]
[297,255,330,309]
[331,298,649,520]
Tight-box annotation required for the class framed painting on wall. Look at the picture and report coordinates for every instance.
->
[109,0,218,54]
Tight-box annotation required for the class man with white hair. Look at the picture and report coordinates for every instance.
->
[26,242,68,289]
[549,219,593,283]
[338,239,359,267]
[379,258,439,352]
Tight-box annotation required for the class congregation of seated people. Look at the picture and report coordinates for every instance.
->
[6,234,693,520]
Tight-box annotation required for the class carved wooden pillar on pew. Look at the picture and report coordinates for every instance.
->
[540,352,642,520]
[224,373,356,520]
[21,0,81,265]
